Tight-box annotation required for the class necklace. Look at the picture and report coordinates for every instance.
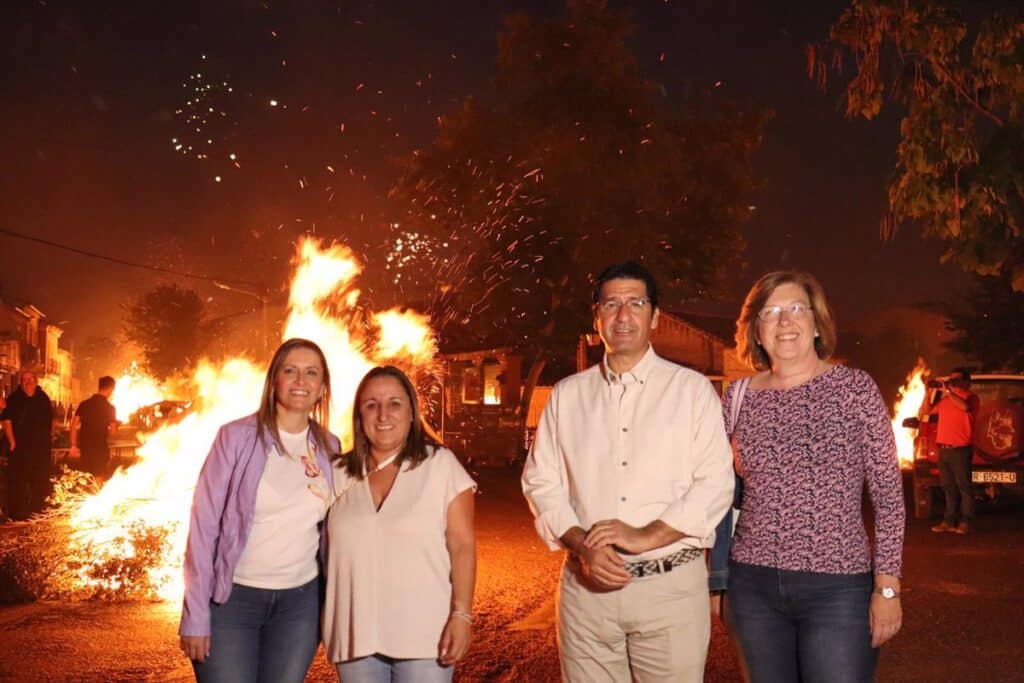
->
[366,451,400,476]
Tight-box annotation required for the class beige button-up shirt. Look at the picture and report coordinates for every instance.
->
[522,346,734,562]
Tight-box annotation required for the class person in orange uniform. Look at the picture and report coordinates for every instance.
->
[930,369,980,535]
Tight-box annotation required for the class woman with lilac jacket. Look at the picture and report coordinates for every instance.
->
[179,338,339,683]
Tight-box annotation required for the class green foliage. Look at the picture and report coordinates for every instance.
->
[389,0,767,364]
[946,273,1024,371]
[122,283,219,380]
[814,0,1024,288]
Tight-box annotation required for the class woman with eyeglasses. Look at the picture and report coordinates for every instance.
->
[322,365,476,683]
[179,338,338,683]
[721,271,905,683]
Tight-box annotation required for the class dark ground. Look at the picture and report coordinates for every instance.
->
[0,469,1021,682]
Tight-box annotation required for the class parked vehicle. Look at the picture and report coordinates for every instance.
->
[902,374,1024,519]
[130,400,191,431]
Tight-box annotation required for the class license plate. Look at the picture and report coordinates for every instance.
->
[972,471,1017,484]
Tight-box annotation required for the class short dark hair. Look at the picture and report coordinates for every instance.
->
[592,262,659,308]
[98,376,116,391]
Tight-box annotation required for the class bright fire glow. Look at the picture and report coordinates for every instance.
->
[373,309,436,363]
[110,362,170,422]
[891,359,929,469]
[38,375,61,403]
[67,237,437,600]
[482,362,502,405]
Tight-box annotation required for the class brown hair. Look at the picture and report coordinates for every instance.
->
[256,338,333,455]
[343,365,439,479]
[735,270,837,371]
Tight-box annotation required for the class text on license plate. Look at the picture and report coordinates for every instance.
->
[972,471,1017,484]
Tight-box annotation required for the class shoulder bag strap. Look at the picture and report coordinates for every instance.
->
[727,376,752,437]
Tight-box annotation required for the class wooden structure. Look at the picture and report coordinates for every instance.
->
[439,347,524,467]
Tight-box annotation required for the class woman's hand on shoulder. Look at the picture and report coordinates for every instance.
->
[180,635,210,662]
[438,613,472,665]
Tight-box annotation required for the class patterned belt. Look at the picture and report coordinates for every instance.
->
[623,548,703,578]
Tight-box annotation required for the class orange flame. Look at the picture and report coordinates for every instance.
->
[373,309,436,363]
[67,237,437,600]
[110,361,171,422]
[891,359,929,470]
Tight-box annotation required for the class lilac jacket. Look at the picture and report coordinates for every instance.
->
[179,414,338,636]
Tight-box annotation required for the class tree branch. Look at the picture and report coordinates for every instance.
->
[925,56,1005,128]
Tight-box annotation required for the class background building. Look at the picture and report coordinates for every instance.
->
[0,299,76,413]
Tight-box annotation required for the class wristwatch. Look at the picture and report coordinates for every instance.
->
[875,586,899,599]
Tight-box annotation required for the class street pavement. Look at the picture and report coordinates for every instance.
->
[0,469,1021,682]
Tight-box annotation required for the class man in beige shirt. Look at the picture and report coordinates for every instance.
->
[522,261,734,682]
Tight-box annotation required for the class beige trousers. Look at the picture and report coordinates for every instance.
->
[557,554,710,683]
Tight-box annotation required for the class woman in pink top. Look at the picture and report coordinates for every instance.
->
[323,365,476,682]
[723,271,905,683]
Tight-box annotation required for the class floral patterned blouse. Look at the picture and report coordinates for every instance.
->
[725,364,905,576]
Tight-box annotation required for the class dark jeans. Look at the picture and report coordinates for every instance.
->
[726,561,877,683]
[6,453,52,520]
[193,576,321,683]
[80,448,111,479]
[709,475,744,592]
[938,445,974,525]
[709,509,733,592]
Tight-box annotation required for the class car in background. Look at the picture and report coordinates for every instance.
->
[129,400,192,432]
[902,374,1024,519]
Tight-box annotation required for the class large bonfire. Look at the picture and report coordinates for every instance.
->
[17,238,436,602]
[109,362,177,423]
[890,359,929,469]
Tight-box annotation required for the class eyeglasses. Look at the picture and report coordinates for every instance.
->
[757,302,812,322]
[596,297,650,314]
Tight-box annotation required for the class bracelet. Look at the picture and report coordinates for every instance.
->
[451,610,472,624]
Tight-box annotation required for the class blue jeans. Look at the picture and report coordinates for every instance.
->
[336,654,453,683]
[708,510,732,592]
[193,576,321,683]
[709,475,743,592]
[726,561,877,683]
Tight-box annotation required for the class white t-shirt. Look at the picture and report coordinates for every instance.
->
[233,426,330,589]
[322,446,476,662]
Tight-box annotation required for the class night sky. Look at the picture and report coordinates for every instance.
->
[1,0,981,353]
